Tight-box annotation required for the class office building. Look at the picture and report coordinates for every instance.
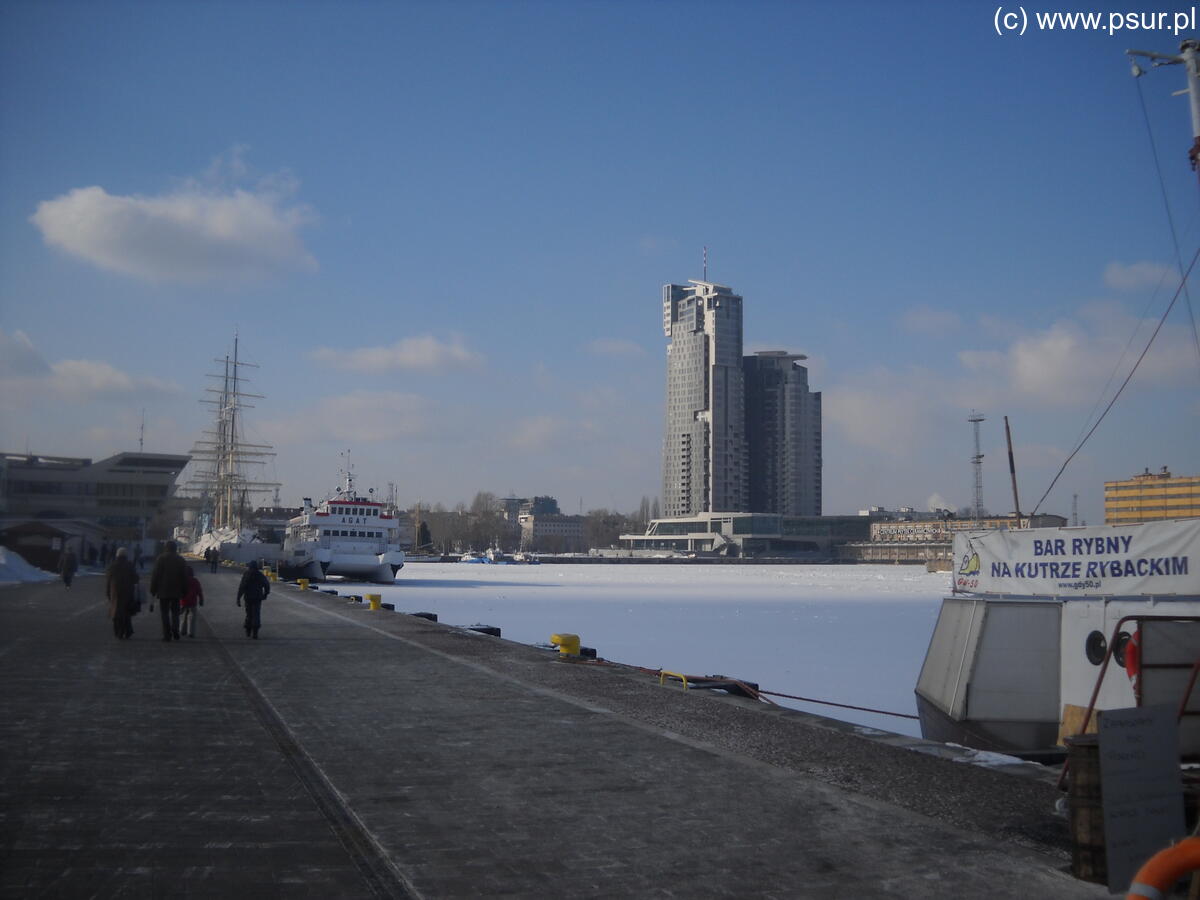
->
[1104,467,1200,524]
[619,512,869,557]
[743,351,822,516]
[661,281,747,516]
[0,451,190,566]
[661,280,822,522]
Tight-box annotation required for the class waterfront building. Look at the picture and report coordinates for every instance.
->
[662,281,747,517]
[1104,467,1200,525]
[0,451,190,559]
[519,512,585,553]
[617,512,871,557]
[502,496,561,524]
[837,513,1068,566]
[743,351,822,516]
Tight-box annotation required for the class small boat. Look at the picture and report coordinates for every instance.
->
[512,551,540,564]
[459,551,486,563]
[915,518,1200,758]
[279,469,405,584]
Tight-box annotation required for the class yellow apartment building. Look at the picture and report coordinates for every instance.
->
[1104,467,1200,524]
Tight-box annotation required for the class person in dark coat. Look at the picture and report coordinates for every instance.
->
[236,560,271,639]
[59,546,78,588]
[149,540,188,642]
[106,547,139,639]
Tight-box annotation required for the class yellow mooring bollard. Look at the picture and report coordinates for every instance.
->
[298,578,309,591]
[368,594,382,611]
[550,632,580,656]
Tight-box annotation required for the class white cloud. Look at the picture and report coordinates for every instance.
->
[507,415,572,450]
[30,166,317,283]
[0,330,180,409]
[957,303,1196,406]
[1103,260,1174,292]
[926,493,952,513]
[823,372,943,453]
[261,391,430,445]
[899,304,961,335]
[586,338,645,357]
[0,329,51,377]
[47,360,177,400]
[310,335,483,373]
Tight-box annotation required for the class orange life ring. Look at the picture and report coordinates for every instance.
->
[1127,836,1200,899]
[1125,629,1141,686]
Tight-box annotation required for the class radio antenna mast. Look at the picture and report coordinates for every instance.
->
[969,411,986,519]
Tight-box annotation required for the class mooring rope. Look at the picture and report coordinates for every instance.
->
[756,688,920,721]
[599,658,920,721]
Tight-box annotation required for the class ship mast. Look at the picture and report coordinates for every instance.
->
[184,335,280,531]
[1127,39,1200,172]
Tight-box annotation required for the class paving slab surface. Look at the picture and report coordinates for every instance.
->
[0,567,1111,898]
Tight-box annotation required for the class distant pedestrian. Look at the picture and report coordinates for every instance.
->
[58,546,78,589]
[179,565,204,638]
[208,547,221,573]
[106,547,139,639]
[236,560,271,640]
[149,540,188,642]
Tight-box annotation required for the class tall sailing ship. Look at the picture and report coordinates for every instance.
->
[180,336,279,547]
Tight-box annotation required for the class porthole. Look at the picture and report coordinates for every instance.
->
[1114,632,1131,669]
[1085,630,1107,666]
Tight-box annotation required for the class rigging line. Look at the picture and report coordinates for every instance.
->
[1032,241,1200,515]
[1135,75,1200,375]
[1067,255,1172,455]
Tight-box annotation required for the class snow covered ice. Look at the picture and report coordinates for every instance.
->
[332,562,949,737]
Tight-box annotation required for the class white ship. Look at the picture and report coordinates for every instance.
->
[280,470,405,584]
[915,518,1200,758]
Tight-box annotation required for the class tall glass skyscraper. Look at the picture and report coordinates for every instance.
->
[661,281,822,518]
[744,351,822,516]
[661,281,747,516]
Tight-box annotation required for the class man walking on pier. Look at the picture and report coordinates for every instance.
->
[236,560,270,639]
[150,540,188,642]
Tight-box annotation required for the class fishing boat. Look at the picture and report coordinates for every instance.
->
[278,469,405,584]
[916,43,1200,759]
[915,518,1200,758]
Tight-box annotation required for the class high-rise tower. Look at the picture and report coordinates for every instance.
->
[662,281,748,516]
[743,351,822,516]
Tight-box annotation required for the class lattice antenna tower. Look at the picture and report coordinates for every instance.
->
[184,335,280,531]
[968,411,985,520]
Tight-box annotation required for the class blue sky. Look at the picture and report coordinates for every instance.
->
[2,0,1198,525]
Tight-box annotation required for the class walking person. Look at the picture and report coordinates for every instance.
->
[179,565,204,638]
[58,545,78,589]
[149,540,188,642]
[105,547,139,639]
[208,547,220,573]
[236,560,271,639]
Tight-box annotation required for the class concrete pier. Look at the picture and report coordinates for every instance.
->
[0,570,1108,898]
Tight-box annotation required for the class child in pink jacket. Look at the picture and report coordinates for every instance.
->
[179,565,205,638]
